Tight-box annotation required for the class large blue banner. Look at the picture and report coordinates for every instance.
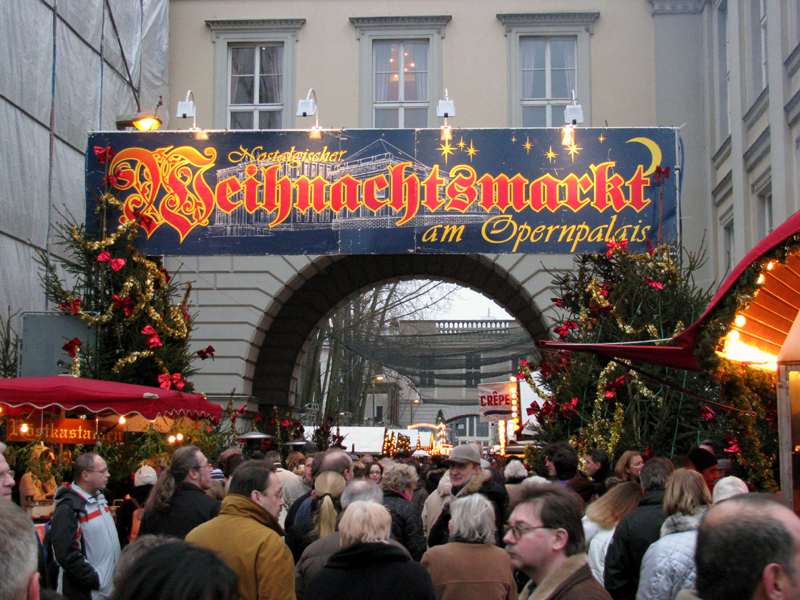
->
[86,128,679,256]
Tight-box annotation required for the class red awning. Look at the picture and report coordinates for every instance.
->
[0,376,222,423]
[538,209,800,370]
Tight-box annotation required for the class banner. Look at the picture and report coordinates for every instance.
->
[86,128,679,256]
[7,417,124,444]
[478,381,518,422]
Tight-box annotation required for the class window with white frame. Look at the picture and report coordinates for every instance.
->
[756,186,773,239]
[207,19,304,130]
[498,13,598,127]
[351,16,450,128]
[749,0,767,100]
[373,40,429,128]
[721,210,735,277]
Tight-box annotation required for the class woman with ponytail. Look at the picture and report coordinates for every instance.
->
[139,445,221,539]
[286,471,346,562]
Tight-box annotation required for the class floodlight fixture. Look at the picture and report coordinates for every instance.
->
[116,96,163,131]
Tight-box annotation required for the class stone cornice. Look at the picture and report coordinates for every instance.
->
[650,0,707,15]
[349,15,451,35]
[496,13,600,34]
[206,19,306,33]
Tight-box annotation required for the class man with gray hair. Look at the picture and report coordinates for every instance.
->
[604,457,675,600]
[294,478,409,600]
[0,500,40,600]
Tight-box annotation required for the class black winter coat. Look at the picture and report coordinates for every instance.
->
[603,489,667,600]
[138,482,220,540]
[305,542,437,600]
[383,490,427,561]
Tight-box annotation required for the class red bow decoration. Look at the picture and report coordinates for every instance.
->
[158,372,185,390]
[646,238,656,256]
[653,165,670,183]
[643,446,652,459]
[97,251,111,262]
[553,320,578,339]
[59,299,82,315]
[605,240,629,258]
[62,337,82,358]
[601,284,612,298]
[723,436,740,454]
[131,209,155,229]
[197,345,216,360]
[160,269,171,284]
[698,405,715,422]
[182,308,191,323]
[561,397,578,418]
[551,297,564,307]
[603,375,627,399]
[519,359,529,367]
[141,325,163,348]
[644,276,664,290]
[103,169,121,187]
[111,294,134,316]
[97,251,125,271]
[94,145,114,164]
[516,372,525,380]
[281,419,292,428]
[527,401,540,416]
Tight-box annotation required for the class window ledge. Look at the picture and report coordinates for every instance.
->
[712,135,731,170]
[497,13,600,35]
[350,15,451,37]
[743,86,769,130]
[206,19,306,34]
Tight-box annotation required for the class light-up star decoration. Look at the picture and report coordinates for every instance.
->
[457,137,466,150]
[567,143,582,162]
[511,135,517,143]
[466,140,479,161]
[523,136,533,154]
[544,146,557,163]
[598,134,606,143]
[439,139,456,164]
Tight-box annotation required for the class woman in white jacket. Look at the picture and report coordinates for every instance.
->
[582,481,644,583]
[636,468,712,600]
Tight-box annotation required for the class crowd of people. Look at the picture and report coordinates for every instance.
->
[1,438,799,600]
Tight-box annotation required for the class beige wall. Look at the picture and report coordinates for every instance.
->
[169,0,658,131]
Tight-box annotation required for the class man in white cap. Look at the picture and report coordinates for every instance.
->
[428,444,509,547]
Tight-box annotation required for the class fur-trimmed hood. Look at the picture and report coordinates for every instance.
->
[660,506,708,537]
[452,468,493,497]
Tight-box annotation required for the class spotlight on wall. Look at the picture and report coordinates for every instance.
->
[437,89,455,141]
[177,90,198,130]
[116,96,163,131]
[561,90,583,147]
[297,88,322,139]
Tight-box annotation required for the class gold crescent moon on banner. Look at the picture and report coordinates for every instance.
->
[626,137,662,176]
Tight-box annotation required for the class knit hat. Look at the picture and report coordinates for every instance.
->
[210,468,225,481]
[687,447,717,473]
[712,476,748,502]
[134,465,157,487]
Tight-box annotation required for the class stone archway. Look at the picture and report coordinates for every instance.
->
[250,253,555,407]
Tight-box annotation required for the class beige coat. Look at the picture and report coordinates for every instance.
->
[421,541,517,600]
[422,471,451,537]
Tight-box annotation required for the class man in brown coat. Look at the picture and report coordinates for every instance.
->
[504,481,611,600]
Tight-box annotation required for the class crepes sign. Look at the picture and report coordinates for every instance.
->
[86,128,679,256]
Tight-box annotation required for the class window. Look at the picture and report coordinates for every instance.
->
[498,13,598,127]
[373,40,429,128]
[520,37,576,126]
[755,181,773,239]
[351,16,451,128]
[749,0,767,99]
[229,44,284,129]
[207,19,305,130]
[721,210,735,277]
[465,354,481,388]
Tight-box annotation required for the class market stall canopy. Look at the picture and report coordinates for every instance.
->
[538,209,800,372]
[0,376,222,423]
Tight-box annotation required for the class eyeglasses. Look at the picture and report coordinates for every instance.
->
[86,468,109,474]
[263,489,283,499]
[6,470,14,479]
[195,465,213,470]
[507,523,553,540]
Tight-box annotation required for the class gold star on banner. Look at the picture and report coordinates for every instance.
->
[511,135,517,143]
[523,136,533,154]
[545,146,557,163]
[466,140,479,161]
[567,143,582,162]
[598,134,606,143]
[458,137,466,150]
[439,140,455,164]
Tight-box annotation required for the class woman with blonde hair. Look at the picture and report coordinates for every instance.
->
[305,502,436,600]
[582,481,645,583]
[381,463,427,561]
[421,493,517,600]
[286,470,345,562]
[636,468,712,600]
[615,450,644,483]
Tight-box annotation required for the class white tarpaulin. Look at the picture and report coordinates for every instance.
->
[306,426,428,454]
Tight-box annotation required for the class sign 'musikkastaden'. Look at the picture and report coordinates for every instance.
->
[86,128,679,256]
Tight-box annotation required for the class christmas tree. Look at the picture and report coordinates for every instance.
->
[36,145,207,391]
[519,241,778,489]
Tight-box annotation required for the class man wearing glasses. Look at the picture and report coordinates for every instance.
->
[503,482,610,600]
[187,460,295,600]
[139,445,221,540]
[49,452,121,600]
